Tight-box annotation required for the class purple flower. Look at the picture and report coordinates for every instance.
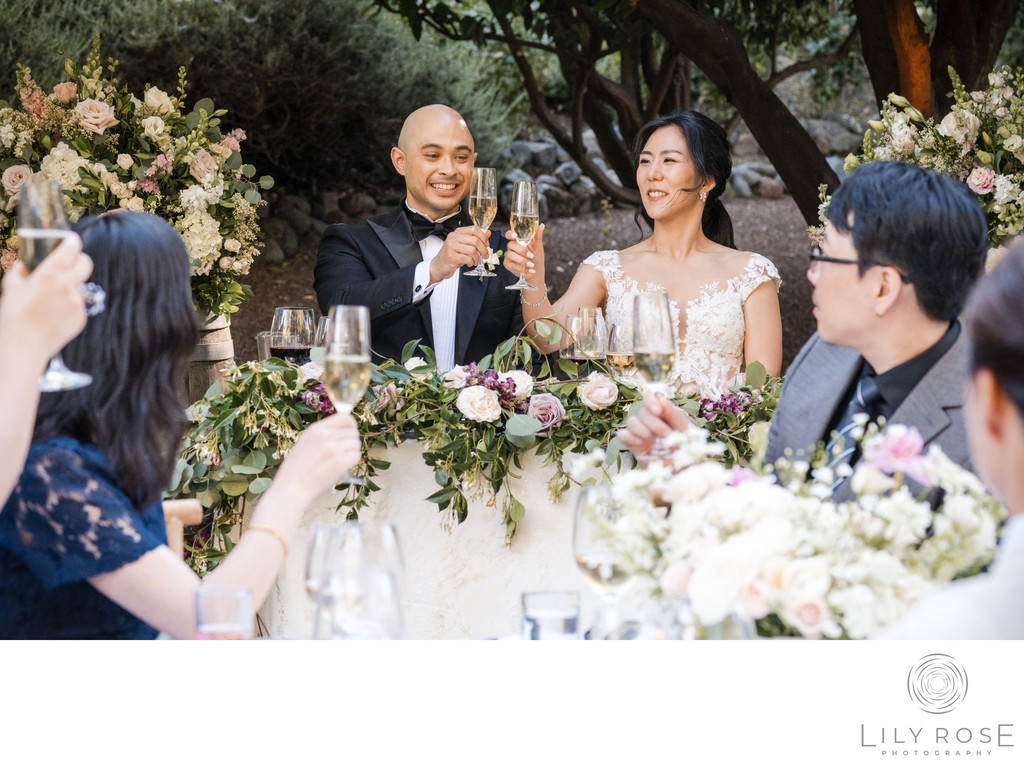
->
[302,383,336,416]
[527,393,566,432]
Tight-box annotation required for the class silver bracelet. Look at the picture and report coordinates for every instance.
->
[520,284,549,307]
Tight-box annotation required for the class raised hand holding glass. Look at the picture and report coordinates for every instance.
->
[465,167,497,278]
[506,180,539,291]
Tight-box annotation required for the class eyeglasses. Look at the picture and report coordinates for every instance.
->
[808,245,858,269]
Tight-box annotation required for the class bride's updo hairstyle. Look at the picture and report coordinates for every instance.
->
[33,212,199,508]
[633,110,735,248]
[966,240,1024,416]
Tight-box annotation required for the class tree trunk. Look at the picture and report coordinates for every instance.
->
[635,0,839,225]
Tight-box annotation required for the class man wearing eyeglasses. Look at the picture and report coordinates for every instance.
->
[620,161,988,487]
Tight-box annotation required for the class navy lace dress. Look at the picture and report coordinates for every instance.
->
[0,437,167,639]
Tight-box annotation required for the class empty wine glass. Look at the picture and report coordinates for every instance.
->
[632,291,676,396]
[465,167,497,278]
[505,180,539,291]
[310,315,330,364]
[322,304,372,484]
[324,521,405,640]
[573,485,634,639]
[18,179,102,391]
[270,306,314,365]
[574,307,608,361]
[305,524,334,639]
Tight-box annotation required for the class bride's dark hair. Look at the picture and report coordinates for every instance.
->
[632,110,735,248]
[33,212,199,508]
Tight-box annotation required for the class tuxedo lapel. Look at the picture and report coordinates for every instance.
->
[369,208,434,348]
[454,269,488,364]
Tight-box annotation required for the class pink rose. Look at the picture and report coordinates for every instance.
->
[188,149,218,184]
[2,165,33,210]
[862,424,930,484]
[1,248,18,271]
[577,371,618,411]
[372,381,403,416]
[220,135,241,153]
[74,98,118,134]
[526,393,565,432]
[52,82,77,103]
[966,166,995,195]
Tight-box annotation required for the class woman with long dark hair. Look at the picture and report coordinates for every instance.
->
[504,110,782,395]
[880,241,1024,639]
[0,212,360,639]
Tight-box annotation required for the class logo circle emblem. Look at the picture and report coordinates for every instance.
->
[907,654,968,714]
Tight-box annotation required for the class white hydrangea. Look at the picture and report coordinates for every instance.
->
[177,208,223,275]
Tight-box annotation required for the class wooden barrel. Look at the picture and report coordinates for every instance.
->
[188,313,234,402]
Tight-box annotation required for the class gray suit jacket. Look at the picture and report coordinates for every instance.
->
[764,331,972,488]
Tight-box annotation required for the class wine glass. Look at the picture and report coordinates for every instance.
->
[194,585,255,640]
[310,315,330,364]
[574,307,608,362]
[18,179,98,391]
[464,167,497,278]
[632,291,676,396]
[305,524,334,639]
[269,306,314,365]
[573,485,634,639]
[321,304,372,484]
[324,521,405,640]
[605,323,636,383]
[505,180,539,291]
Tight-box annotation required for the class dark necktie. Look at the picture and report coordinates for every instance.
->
[825,374,883,480]
[408,210,460,242]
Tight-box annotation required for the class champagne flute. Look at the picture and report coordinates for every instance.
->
[465,167,497,278]
[270,306,314,366]
[505,180,539,291]
[17,179,98,391]
[632,291,676,396]
[573,485,634,639]
[322,304,372,484]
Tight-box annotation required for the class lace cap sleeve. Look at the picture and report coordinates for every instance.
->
[0,441,166,588]
[737,253,782,303]
[581,250,622,276]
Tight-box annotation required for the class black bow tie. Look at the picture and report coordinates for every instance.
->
[408,210,461,242]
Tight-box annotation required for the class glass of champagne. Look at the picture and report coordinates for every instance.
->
[605,323,636,383]
[18,179,97,391]
[322,304,372,484]
[505,180,539,291]
[464,167,497,278]
[632,291,676,396]
[270,306,314,365]
[573,485,633,639]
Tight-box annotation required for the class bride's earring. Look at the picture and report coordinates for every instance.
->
[699,191,708,202]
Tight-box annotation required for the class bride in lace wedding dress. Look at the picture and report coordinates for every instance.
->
[503,110,782,396]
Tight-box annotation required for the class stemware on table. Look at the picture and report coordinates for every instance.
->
[18,179,105,391]
[194,584,255,640]
[573,485,634,639]
[506,180,539,291]
[321,304,372,484]
[269,305,314,365]
[605,322,636,383]
[632,290,676,396]
[465,167,497,278]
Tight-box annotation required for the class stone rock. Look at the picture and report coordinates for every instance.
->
[276,194,311,216]
[280,206,312,236]
[800,117,864,157]
[503,168,532,185]
[590,157,620,187]
[509,140,534,167]
[261,217,287,242]
[522,140,558,169]
[260,238,284,265]
[319,190,341,216]
[554,143,571,164]
[342,191,378,218]
[540,184,574,218]
[310,217,328,237]
[729,173,753,198]
[276,220,299,258]
[581,128,602,156]
[570,175,602,215]
[535,173,562,192]
[554,161,582,188]
[752,176,785,199]
[325,209,351,225]
[826,155,849,180]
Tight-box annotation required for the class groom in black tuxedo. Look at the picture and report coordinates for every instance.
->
[314,104,523,370]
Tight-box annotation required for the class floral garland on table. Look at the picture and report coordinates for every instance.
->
[0,36,273,317]
[168,336,781,575]
[817,65,1024,257]
[595,423,1006,639]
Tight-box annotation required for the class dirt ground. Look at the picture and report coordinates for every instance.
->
[231,195,815,372]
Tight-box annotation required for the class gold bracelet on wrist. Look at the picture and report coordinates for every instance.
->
[521,284,549,307]
[247,524,289,559]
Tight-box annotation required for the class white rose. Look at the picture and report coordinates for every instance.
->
[405,356,431,379]
[577,371,618,410]
[188,148,218,184]
[126,196,144,211]
[501,370,533,399]
[74,98,118,134]
[218,256,233,270]
[849,464,897,497]
[142,116,165,142]
[661,461,729,506]
[443,365,469,389]
[456,385,502,422]
[144,86,174,116]
[116,154,134,170]
[776,557,832,637]
[224,238,241,253]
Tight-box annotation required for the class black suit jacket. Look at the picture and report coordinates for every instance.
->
[314,207,524,366]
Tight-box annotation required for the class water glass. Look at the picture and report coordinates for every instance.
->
[310,315,330,364]
[521,590,581,640]
[255,330,273,361]
[194,584,254,640]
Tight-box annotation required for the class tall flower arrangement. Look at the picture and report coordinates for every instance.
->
[0,37,273,317]
[600,424,1005,639]
[841,65,1024,248]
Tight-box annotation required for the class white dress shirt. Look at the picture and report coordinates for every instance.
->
[409,206,461,372]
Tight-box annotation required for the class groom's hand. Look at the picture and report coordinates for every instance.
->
[617,392,691,457]
[428,225,489,284]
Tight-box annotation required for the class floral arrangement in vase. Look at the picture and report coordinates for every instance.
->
[168,337,781,574]
[592,422,1005,639]
[831,65,1024,255]
[0,36,273,317]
